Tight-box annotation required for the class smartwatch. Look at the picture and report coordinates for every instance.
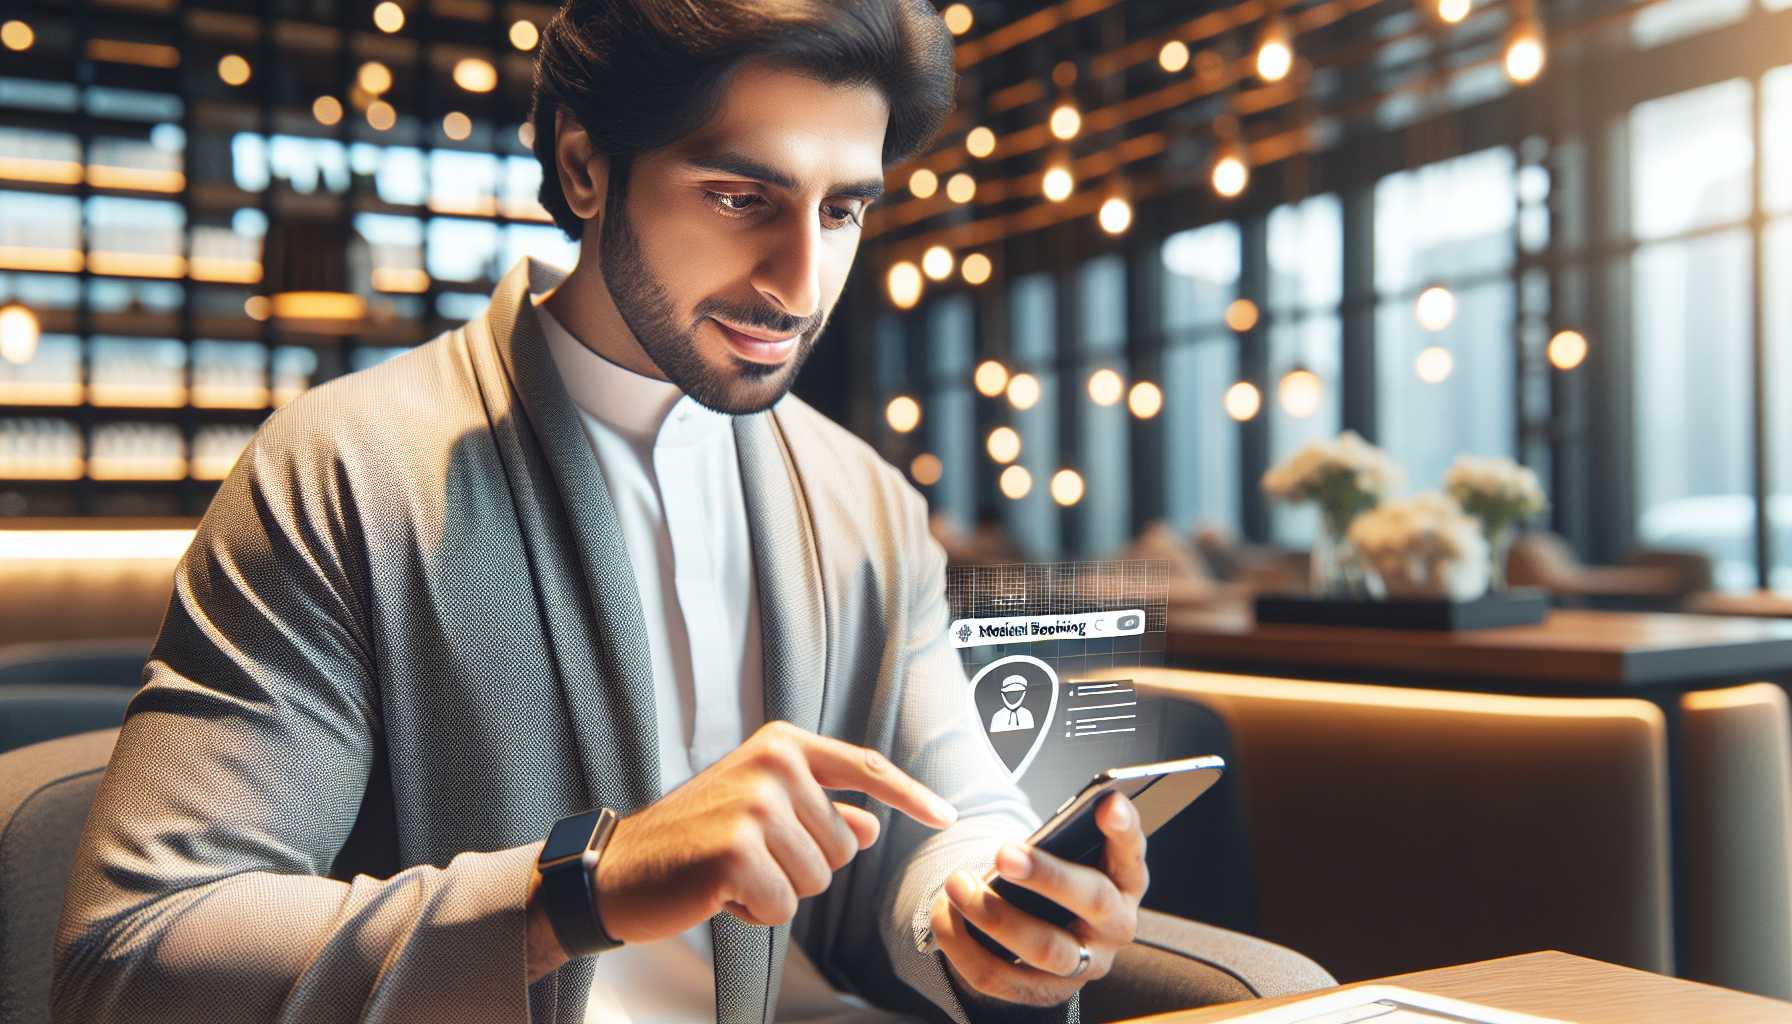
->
[537,807,624,958]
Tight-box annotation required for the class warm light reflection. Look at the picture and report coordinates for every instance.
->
[1225,298,1260,332]
[454,57,499,93]
[373,1,406,32]
[987,426,1022,464]
[910,452,943,486]
[1006,373,1040,411]
[946,172,976,204]
[1415,345,1455,384]
[1051,469,1085,507]
[442,111,472,141]
[0,303,40,365]
[1279,367,1323,419]
[966,126,996,159]
[1042,165,1074,202]
[87,39,180,68]
[188,257,263,284]
[974,360,1009,398]
[1049,104,1082,141]
[886,395,921,433]
[0,529,195,560]
[887,261,922,309]
[999,465,1033,500]
[1128,381,1163,419]
[908,167,938,200]
[0,247,85,273]
[372,267,431,293]
[358,61,394,95]
[1088,369,1124,406]
[1159,40,1190,73]
[368,100,397,131]
[1548,329,1588,371]
[313,95,344,126]
[1098,196,1133,235]
[1682,683,1785,713]
[922,245,954,282]
[961,252,993,286]
[271,291,367,322]
[1223,381,1262,422]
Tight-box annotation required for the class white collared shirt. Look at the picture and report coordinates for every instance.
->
[531,295,914,1024]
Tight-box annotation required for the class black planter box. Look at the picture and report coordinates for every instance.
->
[1253,588,1552,631]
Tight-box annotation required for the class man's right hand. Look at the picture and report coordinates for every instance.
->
[593,720,959,944]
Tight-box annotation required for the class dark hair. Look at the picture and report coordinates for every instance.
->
[527,0,956,240]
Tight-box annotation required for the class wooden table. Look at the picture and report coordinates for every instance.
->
[1688,590,1792,620]
[1141,950,1792,1023]
[1166,607,1792,694]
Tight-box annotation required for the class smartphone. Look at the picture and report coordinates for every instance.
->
[919,754,1225,960]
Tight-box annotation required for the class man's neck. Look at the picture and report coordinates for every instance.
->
[538,258,669,383]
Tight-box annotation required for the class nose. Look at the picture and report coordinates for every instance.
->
[750,209,823,321]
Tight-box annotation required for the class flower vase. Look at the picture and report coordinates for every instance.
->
[1486,524,1513,592]
[1311,511,1374,599]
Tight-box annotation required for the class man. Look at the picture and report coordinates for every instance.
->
[54,3,1160,1022]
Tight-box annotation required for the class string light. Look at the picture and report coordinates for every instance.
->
[961,252,993,285]
[946,172,977,204]
[442,111,472,141]
[510,19,540,50]
[358,61,393,95]
[1049,103,1082,141]
[987,426,1022,464]
[1415,285,1457,331]
[975,360,1010,397]
[1088,369,1124,406]
[1211,146,1250,198]
[885,395,921,433]
[1000,465,1033,500]
[1225,298,1260,332]
[1159,40,1190,73]
[943,3,974,36]
[367,100,397,131]
[312,95,343,126]
[966,126,997,159]
[1128,381,1163,419]
[887,261,922,309]
[1051,469,1085,507]
[1042,165,1074,202]
[1504,22,1546,84]
[1255,19,1294,83]
[217,54,252,86]
[922,245,955,282]
[908,167,938,200]
[0,303,40,365]
[1223,381,1262,422]
[1098,195,1133,234]
[1007,373,1041,411]
[1415,345,1455,383]
[454,57,498,93]
[373,2,405,32]
[1278,367,1323,418]
[3,19,36,51]
[1548,330,1589,371]
[910,453,942,485]
[1438,0,1472,24]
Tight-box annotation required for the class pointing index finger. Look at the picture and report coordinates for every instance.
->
[799,733,958,829]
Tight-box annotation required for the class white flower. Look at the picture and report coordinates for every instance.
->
[1347,492,1489,599]
[1444,455,1546,529]
[1261,431,1405,521]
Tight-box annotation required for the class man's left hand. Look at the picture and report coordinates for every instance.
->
[927,792,1147,1008]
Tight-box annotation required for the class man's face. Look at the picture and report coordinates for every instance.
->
[596,63,889,415]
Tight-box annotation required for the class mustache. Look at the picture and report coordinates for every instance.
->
[692,297,819,339]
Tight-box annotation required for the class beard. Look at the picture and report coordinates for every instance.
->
[598,186,827,416]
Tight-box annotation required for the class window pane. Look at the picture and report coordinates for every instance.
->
[924,294,975,527]
[1268,195,1342,314]
[1767,65,1792,216]
[1630,80,1751,241]
[1769,219,1792,590]
[1078,254,1125,353]
[1633,230,1756,590]
[1631,0,1747,47]
[1008,272,1058,556]
[1162,222,1238,331]
[1375,148,1515,293]
[1165,340,1239,533]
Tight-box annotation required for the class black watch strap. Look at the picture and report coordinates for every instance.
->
[538,807,622,958]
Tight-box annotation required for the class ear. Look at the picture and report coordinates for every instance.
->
[554,107,609,223]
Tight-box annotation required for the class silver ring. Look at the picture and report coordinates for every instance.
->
[1067,943,1091,979]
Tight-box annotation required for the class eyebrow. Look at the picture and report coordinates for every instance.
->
[687,150,885,202]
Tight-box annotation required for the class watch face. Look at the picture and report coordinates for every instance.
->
[543,810,600,863]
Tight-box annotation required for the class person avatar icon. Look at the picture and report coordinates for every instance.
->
[988,674,1036,734]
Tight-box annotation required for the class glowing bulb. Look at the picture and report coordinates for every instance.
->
[373,2,405,32]
[442,111,472,141]
[1051,469,1085,507]
[946,172,977,204]
[966,126,996,159]
[1007,373,1040,411]
[518,122,536,148]
[1223,381,1262,421]
[1049,103,1082,141]
[367,100,396,131]
[908,167,938,199]
[312,95,343,126]
[1159,40,1190,73]
[975,360,1009,398]
[1505,27,1546,84]
[1415,285,1457,332]
[943,3,974,36]
[1128,381,1163,419]
[1,20,33,51]
[1098,196,1133,235]
[1000,465,1033,500]
[910,453,942,486]
[987,426,1022,464]
[454,57,498,93]
[887,261,922,309]
[1415,345,1455,383]
[922,245,954,282]
[244,295,270,321]
[509,19,540,50]
[358,61,393,95]
[961,252,993,286]
[1278,368,1323,419]
[886,395,921,433]
[1549,330,1588,371]
[1042,165,1074,202]
[1255,25,1293,83]
[1088,369,1125,406]
[1225,298,1260,332]
[1212,151,1249,198]
[0,303,40,365]
[218,54,251,86]
[1438,0,1471,24]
